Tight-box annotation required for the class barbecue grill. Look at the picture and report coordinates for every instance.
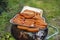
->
[10,6,59,40]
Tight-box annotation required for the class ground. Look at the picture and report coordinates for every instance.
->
[0,0,60,40]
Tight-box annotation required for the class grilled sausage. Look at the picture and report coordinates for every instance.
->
[20,10,35,19]
[34,19,47,29]
[13,14,25,25]
[17,25,39,32]
[24,19,35,27]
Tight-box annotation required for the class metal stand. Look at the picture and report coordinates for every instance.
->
[45,24,59,40]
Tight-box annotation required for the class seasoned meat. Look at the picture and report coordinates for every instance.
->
[17,25,39,32]
[24,19,35,27]
[34,18,47,29]
[20,10,35,19]
[13,14,25,25]
[11,10,47,32]
[33,12,41,19]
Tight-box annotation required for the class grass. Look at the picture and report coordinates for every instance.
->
[0,0,60,40]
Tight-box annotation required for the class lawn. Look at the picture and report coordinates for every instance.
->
[0,0,60,40]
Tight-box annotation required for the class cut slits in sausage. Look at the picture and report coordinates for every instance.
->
[17,26,39,32]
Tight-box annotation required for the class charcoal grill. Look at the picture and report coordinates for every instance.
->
[10,6,59,40]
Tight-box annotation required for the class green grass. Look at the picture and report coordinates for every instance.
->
[0,0,60,40]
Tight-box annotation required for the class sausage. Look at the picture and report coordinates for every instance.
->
[20,10,35,19]
[12,14,25,25]
[17,26,39,32]
[11,10,47,31]
[33,13,41,19]
[24,19,35,27]
[34,19,47,29]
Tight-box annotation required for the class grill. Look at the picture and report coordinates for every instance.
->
[10,6,59,40]
[11,24,48,40]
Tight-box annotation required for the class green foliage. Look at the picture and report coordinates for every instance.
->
[0,32,15,40]
[0,0,60,40]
